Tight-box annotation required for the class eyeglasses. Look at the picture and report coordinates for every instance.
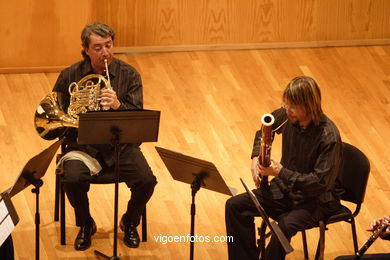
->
[282,103,299,113]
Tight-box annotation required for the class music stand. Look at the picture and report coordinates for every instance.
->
[5,138,64,260]
[240,178,293,258]
[78,110,160,260]
[155,146,233,260]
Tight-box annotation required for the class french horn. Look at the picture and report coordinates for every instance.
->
[34,59,112,140]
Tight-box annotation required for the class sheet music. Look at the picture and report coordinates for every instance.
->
[0,200,7,220]
[0,200,15,246]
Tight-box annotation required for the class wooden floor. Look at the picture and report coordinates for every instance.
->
[1,45,390,259]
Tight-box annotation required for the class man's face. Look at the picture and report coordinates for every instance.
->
[283,101,309,125]
[85,33,113,73]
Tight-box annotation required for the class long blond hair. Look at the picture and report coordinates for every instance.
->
[283,76,323,125]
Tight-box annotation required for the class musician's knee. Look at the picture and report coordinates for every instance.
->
[128,173,157,193]
[225,195,245,217]
[277,218,299,239]
[226,196,237,210]
[141,174,157,190]
[61,160,91,183]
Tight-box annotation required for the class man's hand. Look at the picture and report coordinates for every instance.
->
[251,157,260,187]
[258,158,283,177]
[368,215,390,239]
[251,158,283,187]
[100,88,120,110]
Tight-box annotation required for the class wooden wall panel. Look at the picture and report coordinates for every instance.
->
[0,0,96,72]
[98,0,390,49]
[0,0,389,72]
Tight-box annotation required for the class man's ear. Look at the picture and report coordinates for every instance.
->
[84,47,90,57]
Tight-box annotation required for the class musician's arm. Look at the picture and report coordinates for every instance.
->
[251,129,262,159]
[52,70,71,111]
[117,71,143,110]
[278,140,342,198]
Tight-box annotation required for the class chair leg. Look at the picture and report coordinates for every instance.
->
[257,220,267,260]
[54,174,60,221]
[141,207,147,242]
[54,154,63,221]
[350,218,358,253]
[315,221,326,260]
[301,230,309,260]
[60,180,66,245]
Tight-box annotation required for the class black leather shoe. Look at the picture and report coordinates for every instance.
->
[74,218,97,251]
[120,215,140,248]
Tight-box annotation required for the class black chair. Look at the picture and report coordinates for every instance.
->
[53,148,147,245]
[258,142,370,260]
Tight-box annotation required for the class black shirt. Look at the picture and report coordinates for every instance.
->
[251,108,343,204]
[52,57,143,166]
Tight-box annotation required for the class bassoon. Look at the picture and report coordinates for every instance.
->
[258,113,275,186]
[356,220,389,257]
[257,113,288,187]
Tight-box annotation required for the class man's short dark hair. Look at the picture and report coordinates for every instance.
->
[81,22,115,59]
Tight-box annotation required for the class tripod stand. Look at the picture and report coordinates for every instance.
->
[24,172,43,260]
[94,127,122,260]
[189,171,208,260]
[77,110,160,259]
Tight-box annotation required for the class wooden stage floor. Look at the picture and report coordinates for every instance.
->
[1,45,389,259]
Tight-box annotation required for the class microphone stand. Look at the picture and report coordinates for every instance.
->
[94,127,122,260]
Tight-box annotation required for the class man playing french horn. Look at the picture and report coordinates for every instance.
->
[48,22,157,251]
[225,76,344,260]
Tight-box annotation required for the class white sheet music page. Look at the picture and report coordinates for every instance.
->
[0,199,15,246]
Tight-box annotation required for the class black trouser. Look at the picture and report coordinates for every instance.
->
[225,187,329,260]
[62,146,157,227]
[0,235,14,260]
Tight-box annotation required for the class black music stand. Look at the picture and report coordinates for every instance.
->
[155,146,233,260]
[240,178,293,259]
[78,110,160,260]
[5,138,63,260]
